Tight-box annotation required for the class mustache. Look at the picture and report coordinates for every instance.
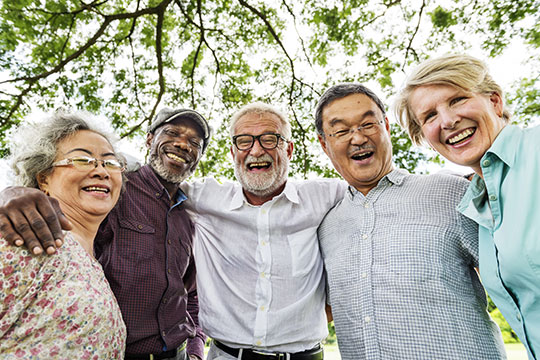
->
[347,144,375,157]
[244,154,273,164]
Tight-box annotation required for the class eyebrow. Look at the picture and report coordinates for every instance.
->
[65,148,116,157]
[328,110,378,127]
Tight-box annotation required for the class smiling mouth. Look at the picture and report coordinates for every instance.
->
[247,161,271,170]
[447,128,475,145]
[83,186,109,193]
[166,152,187,163]
[351,151,374,161]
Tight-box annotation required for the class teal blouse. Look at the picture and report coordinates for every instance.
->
[458,125,540,360]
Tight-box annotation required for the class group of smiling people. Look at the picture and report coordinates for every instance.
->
[0,53,538,360]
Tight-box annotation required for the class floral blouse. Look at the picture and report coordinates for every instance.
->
[0,232,126,359]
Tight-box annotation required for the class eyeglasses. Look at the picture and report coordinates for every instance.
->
[52,156,126,172]
[326,120,384,142]
[232,133,288,151]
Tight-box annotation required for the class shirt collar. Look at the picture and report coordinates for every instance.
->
[228,180,298,210]
[137,164,188,205]
[483,125,519,167]
[347,168,406,198]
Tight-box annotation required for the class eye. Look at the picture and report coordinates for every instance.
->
[361,122,376,129]
[423,112,437,124]
[71,157,93,165]
[190,139,202,148]
[332,129,350,137]
[450,96,467,106]
[164,129,179,137]
[103,159,123,170]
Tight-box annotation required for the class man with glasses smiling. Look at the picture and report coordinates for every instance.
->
[315,83,505,359]
[180,102,346,360]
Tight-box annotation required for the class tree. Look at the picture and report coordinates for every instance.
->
[0,0,538,176]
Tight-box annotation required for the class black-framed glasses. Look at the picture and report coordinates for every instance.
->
[326,120,384,142]
[232,133,288,151]
[52,156,126,172]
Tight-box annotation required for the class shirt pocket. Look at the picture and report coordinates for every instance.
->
[117,218,156,260]
[287,226,320,277]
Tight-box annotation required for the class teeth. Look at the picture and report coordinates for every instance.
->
[248,162,270,168]
[167,153,186,163]
[84,186,109,193]
[448,129,474,144]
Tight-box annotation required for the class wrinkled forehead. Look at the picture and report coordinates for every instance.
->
[233,111,287,136]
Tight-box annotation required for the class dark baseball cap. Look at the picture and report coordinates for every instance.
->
[148,107,211,151]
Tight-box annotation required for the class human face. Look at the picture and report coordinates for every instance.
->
[231,112,293,204]
[39,130,122,219]
[409,84,505,175]
[146,118,204,184]
[319,93,393,195]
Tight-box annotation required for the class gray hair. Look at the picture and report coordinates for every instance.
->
[315,83,387,136]
[9,112,119,188]
[229,102,291,140]
[395,53,511,145]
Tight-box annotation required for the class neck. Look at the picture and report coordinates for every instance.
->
[243,182,287,206]
[60,207,105,257]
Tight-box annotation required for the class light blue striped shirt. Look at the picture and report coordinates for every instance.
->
[319,169,506,359]
[458,125,540,360]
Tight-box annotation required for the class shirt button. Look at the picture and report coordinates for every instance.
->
[516,313,522,322]
[163,298,168,304]
[256,340,262,346]
[362,234,368,240]
[364,316,371,323]
[364,203,369,208]
[168,239,172,245]
[137,224,143,230]
[167,268,171,274]
[260,306,265,311]
[261,241,267,246]
[260,272,266,278]
[361,272,367,278]
[483,159,491,167]
[162,331,166,337]
[156,192,161,197]
[489,194,497,201]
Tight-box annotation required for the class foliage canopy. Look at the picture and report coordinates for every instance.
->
[1,0,538,177]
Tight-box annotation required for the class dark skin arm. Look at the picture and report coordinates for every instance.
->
[0,186,72,254]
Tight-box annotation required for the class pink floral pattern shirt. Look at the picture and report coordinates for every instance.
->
[0,232,126,359]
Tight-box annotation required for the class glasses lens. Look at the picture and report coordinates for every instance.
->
[103,159,124,171]
[235,135,254,150]
[259,134,278,149]
[71,157,95,170]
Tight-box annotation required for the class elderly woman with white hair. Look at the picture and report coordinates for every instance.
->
[396,53,540,359]
[0,113,126,358]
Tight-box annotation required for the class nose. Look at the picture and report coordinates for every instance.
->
[440,108,459,129]
[171,136,192,153]
[90,161,110,179]
[349,127,369,145]
[248,138,265,157]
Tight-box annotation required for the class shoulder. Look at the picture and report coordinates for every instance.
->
[405,172,469,194]
[291,178,347,197]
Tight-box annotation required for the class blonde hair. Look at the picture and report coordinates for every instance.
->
[395,53,511,145]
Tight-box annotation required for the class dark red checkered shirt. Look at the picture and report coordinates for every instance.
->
[95,165,204,357]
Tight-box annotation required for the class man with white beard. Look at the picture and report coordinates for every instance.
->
[180,102,346,360]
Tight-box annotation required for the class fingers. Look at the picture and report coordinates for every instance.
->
[0,186,68,255]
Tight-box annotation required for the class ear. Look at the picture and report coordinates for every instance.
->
[489,92,504,118]
[145,133,154,148]
[230,145,235,159]
[286,141,294,160]
[318,134,329,156]
[384,116,391,134]
[37,172,50,195]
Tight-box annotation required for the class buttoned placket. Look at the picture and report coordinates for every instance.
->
[253,201,273,347]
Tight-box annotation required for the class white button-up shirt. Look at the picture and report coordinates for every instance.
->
[182,178,345,352]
